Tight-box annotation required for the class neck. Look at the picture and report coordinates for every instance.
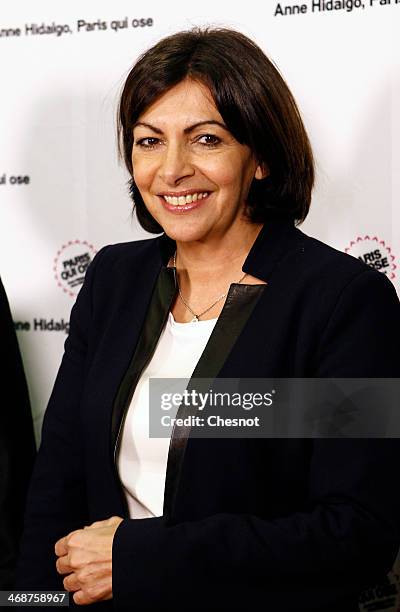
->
[173,222,263,285]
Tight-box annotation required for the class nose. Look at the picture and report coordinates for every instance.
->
[158,141,194,186]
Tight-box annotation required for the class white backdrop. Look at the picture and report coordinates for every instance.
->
[1,1,399,609]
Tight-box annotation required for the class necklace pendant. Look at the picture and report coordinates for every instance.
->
[191,315,199,323]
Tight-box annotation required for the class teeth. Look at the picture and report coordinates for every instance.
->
[163,192,208,206]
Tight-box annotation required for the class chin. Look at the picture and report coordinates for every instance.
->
[162,223,211,244]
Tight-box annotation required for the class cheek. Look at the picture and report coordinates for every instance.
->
[204,153,253,190]
[132,164,152,191]
[131,152,159,184]
[203,160,240,189]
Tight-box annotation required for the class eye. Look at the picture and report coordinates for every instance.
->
[134,137,161,149]
[196,134,221,147]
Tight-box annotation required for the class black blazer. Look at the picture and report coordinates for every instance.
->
[17,218,400,611]
[0,277,36,588]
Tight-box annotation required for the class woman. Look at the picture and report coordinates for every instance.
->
[17,28,400,611]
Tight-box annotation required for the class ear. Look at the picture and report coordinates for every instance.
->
[254,163,269,180]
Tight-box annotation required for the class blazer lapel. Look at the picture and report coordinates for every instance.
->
[111,265,176,503]
[163,282,266,518]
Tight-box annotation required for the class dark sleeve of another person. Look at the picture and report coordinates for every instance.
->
[0,277,36,588]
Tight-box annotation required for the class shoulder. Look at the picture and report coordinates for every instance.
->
[83,236,163,288]
[292,227,398,301]
[71,236,163,320]
[281,228,400,367]
[91,236,161,270]
[283,231,400,375]
[295,228,367,280]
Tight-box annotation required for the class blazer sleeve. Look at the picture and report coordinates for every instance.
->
[15,247,109,590]
[112,268,400,611]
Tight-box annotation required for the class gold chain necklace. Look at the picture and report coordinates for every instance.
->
[173,251,247,322]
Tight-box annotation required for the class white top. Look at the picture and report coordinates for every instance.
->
[118,312,217,518]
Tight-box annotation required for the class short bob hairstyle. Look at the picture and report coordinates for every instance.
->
[118,27,314,233]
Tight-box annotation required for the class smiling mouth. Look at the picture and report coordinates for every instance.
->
[161,191,210,206]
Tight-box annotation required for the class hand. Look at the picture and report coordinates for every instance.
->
[55,516,123,605]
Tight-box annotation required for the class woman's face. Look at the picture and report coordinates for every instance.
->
[131,78,265,243]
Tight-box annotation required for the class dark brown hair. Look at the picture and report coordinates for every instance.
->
[118,27,315,233]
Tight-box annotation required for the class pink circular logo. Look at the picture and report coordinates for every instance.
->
[54,240,97,297]
[345,236,396,280]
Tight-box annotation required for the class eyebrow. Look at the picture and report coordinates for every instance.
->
[132,120,229,134]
